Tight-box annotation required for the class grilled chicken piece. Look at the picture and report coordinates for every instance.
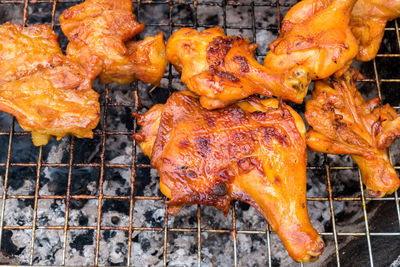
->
[305,68,400,197]
[125,32,168,85]
[133,91,324,262]
[0,23,99,146]
[166,27,310,109]
[0,23,63,84]
[60,0,167,85]
[264,0,359,80]
[350,0,400,61]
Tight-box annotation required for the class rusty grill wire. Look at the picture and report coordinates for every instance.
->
[0,0,398,266]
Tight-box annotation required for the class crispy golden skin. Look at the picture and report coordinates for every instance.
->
[133,91,324,262]
[0,23,63,84]
[166,27,310,109]
[305,69,400,197]
[350,0,400,61]
[264,0,359,80]
[125,32,168,85]
[60,0,167,85]
[0,23,99,146]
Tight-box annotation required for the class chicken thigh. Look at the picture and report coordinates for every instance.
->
[60,0,167,85]
[133,91,324,262]
[0,23,63,84]
[0,23,99,146]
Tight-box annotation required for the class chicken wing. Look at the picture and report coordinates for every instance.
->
[350,0,400,61]
[166,27,310,109]
[60,0,167,85]
[264,0,359,80]
[133,91,324,262]
[305,68,400,197]
[0,23,100,146]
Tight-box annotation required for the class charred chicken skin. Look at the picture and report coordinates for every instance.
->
[305,68,400,197]
[0,23,100,146]
[166,27,311,109]
[264,0,359,80]
[60,0,167,85]
[133,91,324,262]
[350,0,400,61]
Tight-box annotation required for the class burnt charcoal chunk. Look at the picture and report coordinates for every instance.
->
[1,230,25,256]
[78,214,89,226]
[102,199,129,216]
[140,237,150,253]
[111,216,120,225]
[69,230,94,256]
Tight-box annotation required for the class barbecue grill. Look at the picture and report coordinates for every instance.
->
[0,0,399,266]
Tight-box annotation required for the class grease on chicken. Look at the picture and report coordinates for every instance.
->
[350,0,400,61]
[60,0,167,85]
[264,0,359,80]
[125,32,168,85]
[166,27,310,109]
[305,68,400,197]
[133,91,324,262]
[0,23,99,146]
[0,23,63,84]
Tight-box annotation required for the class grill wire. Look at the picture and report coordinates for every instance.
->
[0,0,399,266]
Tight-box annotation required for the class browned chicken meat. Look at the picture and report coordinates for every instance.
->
[0,23,100,146]
[350,0,400,61]
[133,91,324,262]
[125,32,168,85]
[305,68,400,197]
[0,22,63,84]
[166,27,310,109]
[60,0,167,85]
[264,0,359,80]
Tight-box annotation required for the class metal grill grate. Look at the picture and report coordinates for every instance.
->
[0,0,399,266]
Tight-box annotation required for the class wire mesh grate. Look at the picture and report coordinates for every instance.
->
[0,0,398,266]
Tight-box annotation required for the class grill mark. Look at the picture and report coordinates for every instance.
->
[195,136,210,156]
[218,71,239,82]
[237,156,265,176]
[206,35,243,66]
[262,126,289,146]
[219,168,235,182]
[274,175,281,185]
[210,66,240,82]
[178,139,190,149]
[205,116,216,128]
[213,181,228,196]
[233,56,249,73]
[186,169,197,179]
